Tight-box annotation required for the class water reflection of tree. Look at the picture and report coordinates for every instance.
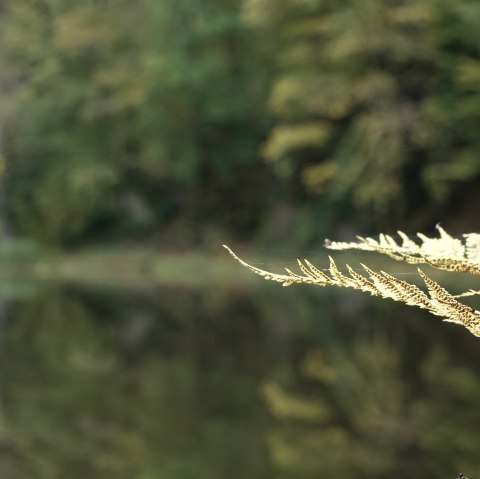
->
[0,286,479,478]
[0,287,273,479]
[261,309,480,479]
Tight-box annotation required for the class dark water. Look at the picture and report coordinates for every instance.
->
[0,279,479,479]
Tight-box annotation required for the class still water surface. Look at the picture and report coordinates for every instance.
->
[0,278,479,478]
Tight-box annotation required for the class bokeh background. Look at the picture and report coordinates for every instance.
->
[0,1,479,478]
[1,0,480,249]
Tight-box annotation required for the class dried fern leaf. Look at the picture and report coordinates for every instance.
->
[465,234,480,262]
[418,270,480,335]
[454,289,480,298]
[325,225,480,275]
[223,245,480,338]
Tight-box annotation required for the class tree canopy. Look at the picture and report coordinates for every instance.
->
[0,0,479,246]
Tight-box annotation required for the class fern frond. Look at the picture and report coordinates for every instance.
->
[325,225,480,275]
[454,289,480,298]
[223,245,480,338]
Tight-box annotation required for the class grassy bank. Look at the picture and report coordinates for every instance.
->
[0,241,477,301]
[25,245,264,289]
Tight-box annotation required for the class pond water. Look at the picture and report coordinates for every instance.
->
[0,277,479,478]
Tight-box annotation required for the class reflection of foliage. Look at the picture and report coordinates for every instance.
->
[263,335,480,478]
[419,348,480,476]
[0,285,479,477]
[0,288,271,478]
[263,341,415,477]
[225,227,480,336]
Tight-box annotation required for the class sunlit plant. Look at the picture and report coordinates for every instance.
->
[225,225,480,337]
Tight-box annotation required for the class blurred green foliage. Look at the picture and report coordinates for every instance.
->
[0,0,480,246]
[1,283,479,477]
[1,0,270,245]
[0,286,273,478]
[250,0,480,218]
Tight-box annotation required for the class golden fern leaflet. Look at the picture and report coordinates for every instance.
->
[224,227,480,337]
[325,225,480,275]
